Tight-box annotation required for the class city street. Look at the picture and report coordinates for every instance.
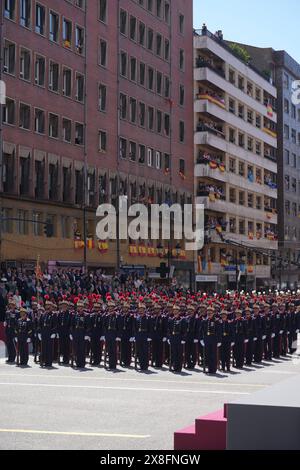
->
[1,344,300,450]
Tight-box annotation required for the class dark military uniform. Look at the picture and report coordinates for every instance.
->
[119,311,133,367]
[264,313,274,360]
[104,312,119,370]
[273,309,282,358]
[5,308,19,363]
[167,314,186,373]
[90,310,103,366]
[199,315,221,374]
[57,308,71,365]
[233,316,247,368]
[253,313,264,363]
[150,312,166,368]
[39,310,57,367]
[71,311,90,368]
[134,314,151,371]
[184,312,198,369]
[245,313,255,365]
[219,317,233,371]
[15,314,33,366]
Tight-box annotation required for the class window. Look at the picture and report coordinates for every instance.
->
[98,84,107,112]
[75,123,84,145]
[179,159,185,175]
[179,121,185,142]
[130,57,137,81]
[62,118,72,143]
[179,85,185,106]
[49,61,59,92]
[129,98,137,123]
[49,113,59,138]
[148,67,154,90]
[99,0,107,23]
[148,106,154,130]
[19,103,31,129]
[156,151,162,170]
[156,33,162,56]
[20,48,31,80]
[147,28,154,51]
[139,62,145,86]
[164,113,170,136]
[156,110,162,133]
[3,40,16,75]
[164,39,170,61]
[229,158,236,173]
[129,16,137,41]
[99,130,107,152]
[120,93,127,120]
[120,51,127,77]
[120,9,127,35]
[4,0,16,20]
[33,212,43,236]
[119,138,127,159]
[20,0,31,28]
[76,73,84,102]
[99,39,107,67]
[35,3,45,35]
[63,18,72,48]
[147,148,154,167]
[34,108,45,133]
[139,102,145,127]
[3,98,15,126]
[34,55,45,86]
[62,68,72,97]
[17,210,28,235]
[75,26,84,54]
[139,145,146,164]
[49,11,59,42]
[179,14,185,34]
[129,141,137,161]
[179,49,185,71]
[284,99,289,114]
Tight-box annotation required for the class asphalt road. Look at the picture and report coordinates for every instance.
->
[0,343,300,450]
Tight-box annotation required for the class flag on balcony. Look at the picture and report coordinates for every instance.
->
[267,104,273,118]
[197,255,203,273]
[209,161,218,170]
[218,163,226,172]
[98,240,108,254]
[86,237,95,250]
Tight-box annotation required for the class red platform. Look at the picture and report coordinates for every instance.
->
[174,407,227,450]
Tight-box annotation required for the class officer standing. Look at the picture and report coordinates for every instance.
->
[219,310,233,372]
[103,301,119,370]
[184,305,198,370]
[233,309,246,369]
[150,303,166,369]
[133,303,151,371]
[38,300,57,368]
[199,306,221,375]
[119,301,133,368]
[4,298,19,364]
[244,306,254,365]
[57,298,71,365]
[253,304,264,363]
[167,305,186,373]
[264,304,274,361]
[90,299,103,366]
[70,300,89,369]
[15,307,33,367]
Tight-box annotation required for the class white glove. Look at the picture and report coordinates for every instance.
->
[244,339,249,343]
[181,341,186,345]
[217,343,221,347]
[56,334,60,339]
[51,334,56,339]
[38,334,42,341]
[163,337,167,343]
[14,338,18,343]
[194,339,198,344]
[27,338,31,344]
[147,338,152,342]
[296,329,299,334]
[100,336,105,341]
[287,332,290,335]
[280,330,283,334]
[200,340,204,347]
[69,334,73,341]
[271,333,275,338]
[231,342,235,347]
[262,335,266,340]
[253,337,257,342]
[84,336,91,342]
[3,322,7,327]
[116,337,121,342]
[167,339,170,345]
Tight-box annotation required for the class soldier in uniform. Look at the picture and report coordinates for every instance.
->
[70,299,89,369]
[287,303,298,354]
[4,298,19,364]
[133,303,151,371]
[244,306,254,365]
[199,306,221,375]
[150,302,166,369]
[103,301,120,370]
[272,303,282,358]
[279,303,288,356]
[184,304,198,370]
[119,301,133,368]
[57,297,71,365]
[167,305,186,373]
[219,310,234,372]
[233,309,247,369]
[38,300,57,368]
[264,303,274,361]
[15,307,33,367]
[90,299,103,366]
[253,304,264,363]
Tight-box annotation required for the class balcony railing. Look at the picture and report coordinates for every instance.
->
[195,57,226,79]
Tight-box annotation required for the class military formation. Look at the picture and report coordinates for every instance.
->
[4,292,300,374]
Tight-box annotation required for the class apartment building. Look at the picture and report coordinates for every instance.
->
[231,45,300,290]
[0,0,194,283]
[194,28,278,292]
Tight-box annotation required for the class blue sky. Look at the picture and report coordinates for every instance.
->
[193,0,300,62]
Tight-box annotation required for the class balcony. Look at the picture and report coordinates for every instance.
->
[194,67,277,124]
[194,132,277,173]
[195,99,277,148]
[197,262,271,279]
[195,164,277,198]
[196,196,278,225]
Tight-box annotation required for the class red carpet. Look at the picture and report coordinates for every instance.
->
[174,408,227,450]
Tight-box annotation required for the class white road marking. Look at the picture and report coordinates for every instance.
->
[0,428,150,439]
[0,381,250,395]
[0,372,266,388]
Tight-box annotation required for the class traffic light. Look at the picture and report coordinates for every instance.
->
[156,262,169,279]
[44,219,54,238]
